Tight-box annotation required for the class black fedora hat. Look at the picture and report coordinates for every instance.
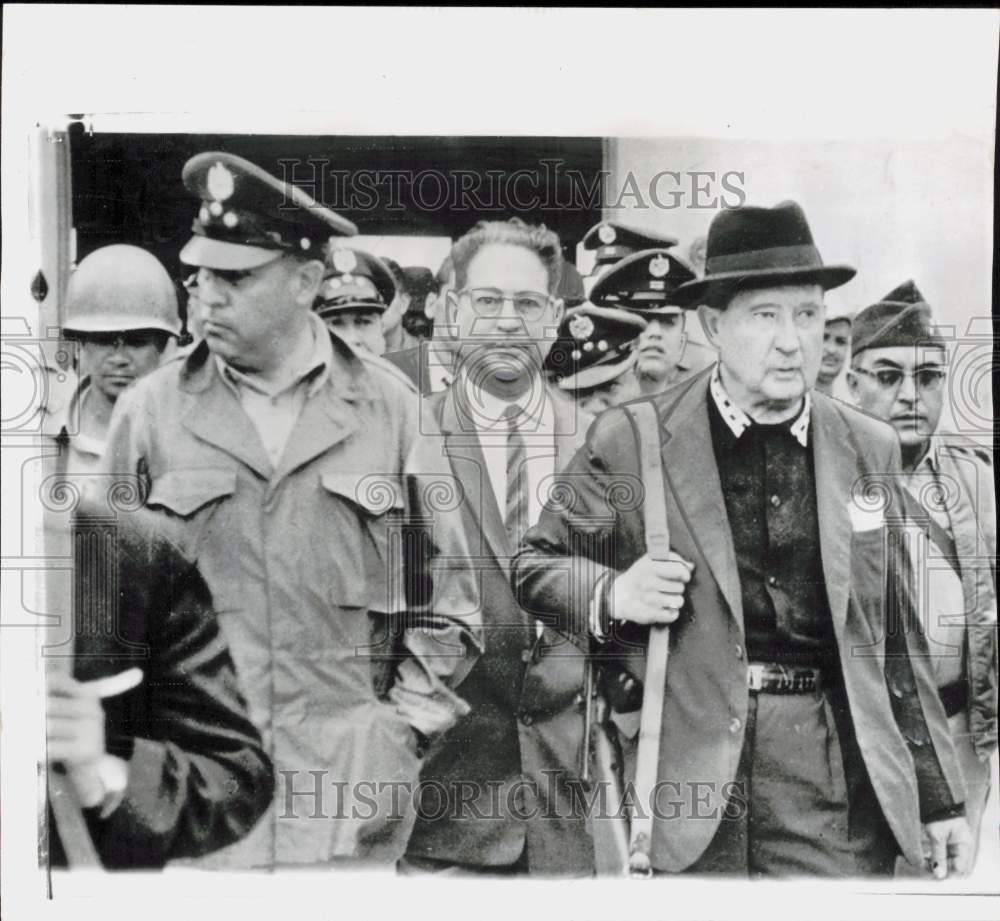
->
[673,201,855,308]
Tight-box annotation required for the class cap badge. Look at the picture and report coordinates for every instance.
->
[332,247,358,274]
[649,254,670,278]
[568,314,595,341]
[598,224,617,245]
[207,162,235,202]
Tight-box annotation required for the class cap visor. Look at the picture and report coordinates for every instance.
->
[623,304,684,317]
[316,302,387,320]
[559,353,636,391]
[180,236,285,270]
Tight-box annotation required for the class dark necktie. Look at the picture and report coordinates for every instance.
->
[503,403,528,550]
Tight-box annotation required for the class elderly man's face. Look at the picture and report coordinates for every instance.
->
[636,312,686,386]
[818,318,851,383]
[700,283,824,412]
[848,346,947,449]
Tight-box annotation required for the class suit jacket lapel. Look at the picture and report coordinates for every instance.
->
[812,397,855,637]
[659,376,744,626]
[438,391,511,567]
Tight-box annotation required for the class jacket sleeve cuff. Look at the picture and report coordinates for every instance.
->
[921,802,966,824]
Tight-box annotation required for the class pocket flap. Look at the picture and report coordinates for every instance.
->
[147,469,236,517]
[320,473,405,516]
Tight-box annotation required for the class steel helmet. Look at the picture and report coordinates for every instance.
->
[63,245,181,337]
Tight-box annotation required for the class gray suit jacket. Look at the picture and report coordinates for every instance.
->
[406,383,596,875]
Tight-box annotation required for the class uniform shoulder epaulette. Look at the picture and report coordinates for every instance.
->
[937,433,994,466]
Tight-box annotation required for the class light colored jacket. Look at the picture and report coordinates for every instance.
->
[102,334,482,867]
[923,433,997,759]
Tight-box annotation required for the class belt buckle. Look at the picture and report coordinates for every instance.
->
[747,664,765,692]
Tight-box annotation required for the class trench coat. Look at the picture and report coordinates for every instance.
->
[512,371,967,872]
[101,333,482,867]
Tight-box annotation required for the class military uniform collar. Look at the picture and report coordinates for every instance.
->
[180,314,376,402]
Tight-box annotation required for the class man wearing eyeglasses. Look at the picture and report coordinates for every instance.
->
[402,218,595,876]
[848,280,997,871]
[45,244,181,478]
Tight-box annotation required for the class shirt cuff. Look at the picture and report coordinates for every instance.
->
[589,572,615,643]
[69,755,129,818]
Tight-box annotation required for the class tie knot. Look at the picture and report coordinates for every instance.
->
[502,403,523,429]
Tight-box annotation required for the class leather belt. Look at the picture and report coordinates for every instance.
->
[938,680,967,718]
[747,663,823,694]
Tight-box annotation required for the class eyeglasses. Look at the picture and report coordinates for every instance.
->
[457,287,553,321]
[852,366,947,392]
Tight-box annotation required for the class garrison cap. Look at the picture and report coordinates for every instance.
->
[582,221,678,270]
[589,249,696,315]
[180,152,357,270]
[315,245,396,319]
[546,304,647,391]
[851,280,945,357]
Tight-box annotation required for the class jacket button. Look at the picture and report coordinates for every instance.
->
[729,717,742,734]
[735,644,744,660]
[767,575,778,587]
[770,494,781,508]
[521,713,534,726]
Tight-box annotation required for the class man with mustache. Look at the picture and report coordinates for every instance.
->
[848,281,996,870]
[402,218,595,876]
[45,245,181,478]
[815,295,854,396]
[514,201,971,877]
[102,152,481,869]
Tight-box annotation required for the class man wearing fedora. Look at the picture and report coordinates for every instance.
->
[513,201,971,877]
[848,281,996,870]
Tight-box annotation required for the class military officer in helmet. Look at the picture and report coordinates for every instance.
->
[43,244,181,477]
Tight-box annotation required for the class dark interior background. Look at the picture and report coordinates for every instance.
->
[69,130,604,281]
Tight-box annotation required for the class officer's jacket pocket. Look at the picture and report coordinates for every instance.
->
[319,473,407,613]
[147,469,237,517]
